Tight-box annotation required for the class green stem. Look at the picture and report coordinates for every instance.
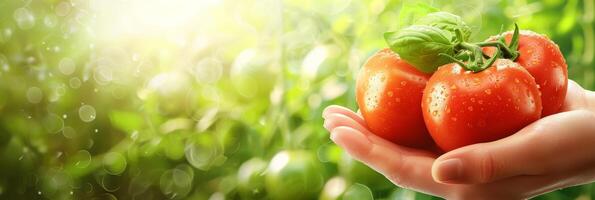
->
[456,42,485,71]
[439,53,468,68]
[446,25,520,73]
[478,47,501,71]
[476,41,516,59]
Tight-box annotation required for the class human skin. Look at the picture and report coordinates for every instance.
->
[322,80,595,200]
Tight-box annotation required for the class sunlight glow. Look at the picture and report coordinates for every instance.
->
[93,0,222,39]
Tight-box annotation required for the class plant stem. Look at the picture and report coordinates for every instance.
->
[476,41,516,59]
[456,42,486,71]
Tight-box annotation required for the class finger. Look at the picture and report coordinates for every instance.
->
[432,110,595,184]
[323,113,372,135]
[323,112,436,157]
[330,126,448,195]
[561,79,588,111]
[456,164,595,200]
[322,105,366,126]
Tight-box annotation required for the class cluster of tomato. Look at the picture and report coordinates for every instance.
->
[356,12,568,152]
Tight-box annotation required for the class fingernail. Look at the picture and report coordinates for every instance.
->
[435,159,463,183]
[321,107,331,119]
[322,120,330,131]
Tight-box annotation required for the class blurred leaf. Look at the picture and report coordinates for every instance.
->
[557,0,578,34]
[398,1,439,28]
[109,110,144,133]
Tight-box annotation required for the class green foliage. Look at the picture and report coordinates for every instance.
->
[0,0,593,199]
[416,12,472,41]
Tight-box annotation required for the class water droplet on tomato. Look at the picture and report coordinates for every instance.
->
[484,89,491,95]
[400,81,407,86]
[387,91,393,97]
[364,73,386,110]
[467,106,474,111]
[515,78,520,83]
[473,78,480,85]
[451,117,457,121]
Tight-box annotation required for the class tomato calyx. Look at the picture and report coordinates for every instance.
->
[476,23,521,61]
[384,10,522,74]
[439,24,520,73]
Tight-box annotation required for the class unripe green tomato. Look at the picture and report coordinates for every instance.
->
[265,150,324,200]
[319,176,375,200]
[338,153,393,191]
[319,176,348,200]
[237,158,268,199]
[230,48,278,99]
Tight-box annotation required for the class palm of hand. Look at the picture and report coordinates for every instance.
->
[323,80,595,200]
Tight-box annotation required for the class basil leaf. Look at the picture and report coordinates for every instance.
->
[416,12,471,42]
[384,25,455,73]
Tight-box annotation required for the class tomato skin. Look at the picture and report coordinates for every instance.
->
[422,59,542,152]
[483,31,568,116]
[356,48,434,148]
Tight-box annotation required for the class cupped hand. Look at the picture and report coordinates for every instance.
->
[322,80,595,200]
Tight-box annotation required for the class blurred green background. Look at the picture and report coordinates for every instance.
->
[0,0,593,199]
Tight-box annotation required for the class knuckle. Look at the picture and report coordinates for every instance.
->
[384,153,408,188]
[361,143,375,158]
[477,150,496,183]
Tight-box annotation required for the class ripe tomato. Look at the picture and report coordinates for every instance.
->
[356,48,434,148]
[338,152,392,190]
[483,30,568,116]
[422,59,542,152]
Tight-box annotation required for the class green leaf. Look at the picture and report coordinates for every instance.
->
[384,25,456,73]
[109,110,144,133]
[416,11,472,41]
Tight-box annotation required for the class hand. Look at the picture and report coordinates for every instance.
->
[322,80,595,200]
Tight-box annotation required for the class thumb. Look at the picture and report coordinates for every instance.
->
[431,110,595,184]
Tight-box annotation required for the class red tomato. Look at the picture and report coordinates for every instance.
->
[356,48,434,148]
[422,59,542,152]
[483,31,568,116]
